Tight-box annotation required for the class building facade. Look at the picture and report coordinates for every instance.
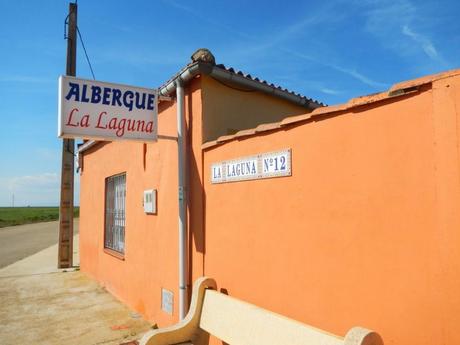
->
[79,59,460,345]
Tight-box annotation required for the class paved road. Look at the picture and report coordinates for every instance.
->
[0,220,79,268]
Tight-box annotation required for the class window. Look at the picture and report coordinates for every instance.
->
[105,173,126,254]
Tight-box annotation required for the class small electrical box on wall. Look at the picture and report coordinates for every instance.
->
[161,288,173,315]
[143,189,157,214]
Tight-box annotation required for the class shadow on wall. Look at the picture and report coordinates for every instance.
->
[187,79,206,304]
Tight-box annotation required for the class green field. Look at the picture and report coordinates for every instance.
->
[0,207,79,228]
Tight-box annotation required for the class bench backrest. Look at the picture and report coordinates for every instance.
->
[139,277,383,345]
[199,289,345,345]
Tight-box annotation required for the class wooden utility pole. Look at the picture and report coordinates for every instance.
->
[58,2,77,268]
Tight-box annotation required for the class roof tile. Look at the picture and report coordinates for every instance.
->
[389,69,460,93]
[255,123,282,133]
[202,68,460,151]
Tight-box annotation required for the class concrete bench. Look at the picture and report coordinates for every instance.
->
[140,277,383,345]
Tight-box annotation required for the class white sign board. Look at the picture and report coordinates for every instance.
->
[58,75,158,141]
[211,149,291,184]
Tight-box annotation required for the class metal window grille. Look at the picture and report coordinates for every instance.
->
[105,174,126,253]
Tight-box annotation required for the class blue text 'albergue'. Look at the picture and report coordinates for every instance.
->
[65,82,156,112]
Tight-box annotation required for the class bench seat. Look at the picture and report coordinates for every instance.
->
[140,277,383,345]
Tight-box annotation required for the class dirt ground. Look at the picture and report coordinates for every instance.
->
[0,235,152,345]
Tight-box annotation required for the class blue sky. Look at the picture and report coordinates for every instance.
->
[0,0,459,206]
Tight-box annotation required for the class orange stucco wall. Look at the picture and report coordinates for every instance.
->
[78,73,307,326]
[202,76,460,345]
[80,71,460,345]
[79,77,203,326]
[200,75,309,142]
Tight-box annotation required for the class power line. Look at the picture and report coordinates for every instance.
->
[64,9,96,80]
[76,26,96,80]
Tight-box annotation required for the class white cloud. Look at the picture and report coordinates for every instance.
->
[329,65,389,89]
[362,0,449,67]
[242,4,347,55]
[364,0,416,35]
[9,173,59,190]
[0,172,81,207]
[165,0,391,91]
[402,25,438,59]
[320,88,342,95]
[286,49,389,89]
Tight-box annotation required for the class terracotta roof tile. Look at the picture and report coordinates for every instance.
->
[202,141,219,150]
[202,68,460,150]
[233,128,258,139]
[214,64,324,107]
[254,123,282,133]
[280,113,313,126]
[216,134,238,143]
[389,69,460,93]
[346,92,389,107]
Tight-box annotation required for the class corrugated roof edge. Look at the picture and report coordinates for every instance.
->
[202,68,460,150]
[77,140,100,153]
[159,61,324,108]
[79,61,324,154]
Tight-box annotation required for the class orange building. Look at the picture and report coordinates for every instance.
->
[78,53,460,345]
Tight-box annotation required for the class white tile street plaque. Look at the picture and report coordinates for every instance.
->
[211,149,291,184]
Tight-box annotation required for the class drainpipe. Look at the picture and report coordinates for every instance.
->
[176,79,187,320]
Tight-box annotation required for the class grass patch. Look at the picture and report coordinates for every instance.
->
[0,207,79,228]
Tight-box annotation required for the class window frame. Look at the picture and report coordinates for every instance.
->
[104,172,126,258]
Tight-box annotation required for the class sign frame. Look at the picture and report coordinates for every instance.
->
[58,75,158,142]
